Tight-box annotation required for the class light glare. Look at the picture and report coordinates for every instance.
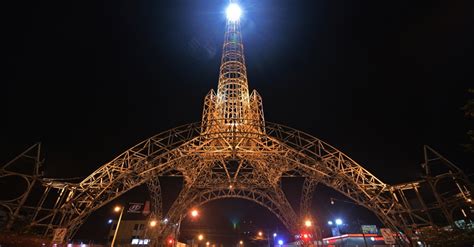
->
[226,3,242,21]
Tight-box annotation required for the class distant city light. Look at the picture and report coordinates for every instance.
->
[239,240,243,245]
[226,3,242,22]
[327,221,333,225]
[108,219,113,224]
[335,219,343,225]
[149,220,157,227]
[114,206,121,212]
[278,240,284,245]
[258,231,263,237]
[273,233,277,237]
[191,209,199,218]
[163,218,169,223]
[304,219,312,227]
[370,237,375,241]
[198,234,204,241]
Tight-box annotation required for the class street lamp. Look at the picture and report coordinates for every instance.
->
[239,240,243,245]
[304,219,312,228]
[191,209,199,218]
[206,241,210,246]
[140,218,157,247]
[110,205,124,247]
[258,231,263,237]
[198,234,204,241]
[335,219,343,226]
[327,221,333,226]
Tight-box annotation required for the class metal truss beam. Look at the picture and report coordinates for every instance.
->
[300,178,319,219]
[147,177,163,219]
[1,8,472,247]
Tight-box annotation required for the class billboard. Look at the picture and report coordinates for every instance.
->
[361,225,378,234]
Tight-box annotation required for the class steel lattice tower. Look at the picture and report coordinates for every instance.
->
[1,1,472,246]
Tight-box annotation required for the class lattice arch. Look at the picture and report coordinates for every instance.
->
[159,187,300,237]
[0,122,403,237]
[2,6,472,246]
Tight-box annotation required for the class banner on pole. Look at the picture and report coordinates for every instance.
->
[380,228,396,244]
[52,228,67,243]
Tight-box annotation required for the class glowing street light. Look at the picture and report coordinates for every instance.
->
[191,209,199,218]
[335,219,343,226]
[206,241,210,246]
[111,206,124,247]
[327,221,333,225]
[198,234,204,241]
[239,240,243,245]
[226,3,242,22]
[258,231,263,237]
[149,220,157,227]
[273,233,277,238]
[278,240,284,246]
[304,219,312,227]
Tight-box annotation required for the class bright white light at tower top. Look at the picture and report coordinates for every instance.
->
[226,3,242,21]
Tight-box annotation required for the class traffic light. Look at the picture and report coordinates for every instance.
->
[298,232,312,242]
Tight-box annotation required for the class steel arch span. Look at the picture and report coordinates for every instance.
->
[2,122,471,245]
[1,4,473,247]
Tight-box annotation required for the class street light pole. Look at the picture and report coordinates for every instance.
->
[174,215,183,247]
[357,219,368,247]
[329,198,369,247]
[111,206,124,247]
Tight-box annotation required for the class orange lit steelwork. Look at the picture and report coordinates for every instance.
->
[0,2,473,246]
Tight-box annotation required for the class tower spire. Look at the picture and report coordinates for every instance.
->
[217,4,249,125]
[201,2,265,137]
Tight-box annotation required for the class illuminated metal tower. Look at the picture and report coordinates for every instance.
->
[1,1,472,246]
[202,2,265,138]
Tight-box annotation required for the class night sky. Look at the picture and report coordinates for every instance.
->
[3,0,474,244]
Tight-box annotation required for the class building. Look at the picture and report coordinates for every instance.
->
[108,219,150,246]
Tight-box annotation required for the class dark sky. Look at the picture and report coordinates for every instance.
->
[3,0,474,244]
